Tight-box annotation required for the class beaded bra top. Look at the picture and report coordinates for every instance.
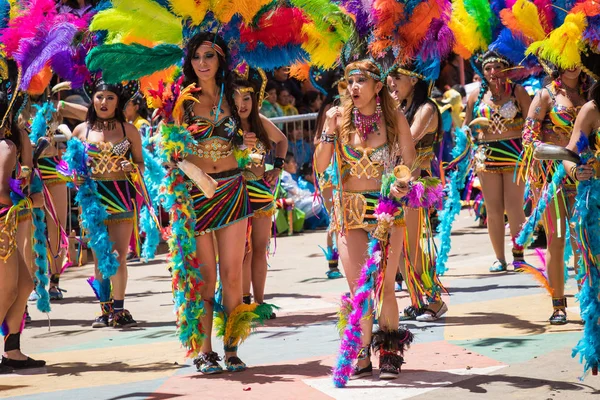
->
[476,99,524,134]
[339,138,390,181]
[542,86,580,145]
[85,123,131,175]
[186,114,237,162]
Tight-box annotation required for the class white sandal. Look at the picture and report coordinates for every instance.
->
[416,302,448,322]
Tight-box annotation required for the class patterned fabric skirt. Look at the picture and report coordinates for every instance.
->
[247,177,275,218]
[39,156,68,186]
[333,190,404,232]
[95,178,139,224]
[475,137,523,173]
[0,204,17,261]
[189,169,252,236]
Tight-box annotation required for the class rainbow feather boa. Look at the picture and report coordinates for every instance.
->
[333,171,407,388]
[570,135,600,378]
[156,123,206,358]
[436,127,470,275]
[61,138,120,280]
[30,173,50,313]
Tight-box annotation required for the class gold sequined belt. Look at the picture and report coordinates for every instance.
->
[191,141,233,162]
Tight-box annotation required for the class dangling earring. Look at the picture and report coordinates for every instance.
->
[375,94,382,119]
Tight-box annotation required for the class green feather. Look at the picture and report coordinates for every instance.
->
[464,0,495,46]
[90,0,183,45]
[86,43,183,83]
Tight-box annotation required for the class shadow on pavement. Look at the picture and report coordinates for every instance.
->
[45,361,183,377]
[189,359,331,385]
[263,312,336,328]
[108,393,183,400]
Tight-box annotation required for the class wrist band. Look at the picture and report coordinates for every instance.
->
[571,165,579,181]
[274,157,285,169]
[59,100,65,109]
[320,131,335,143]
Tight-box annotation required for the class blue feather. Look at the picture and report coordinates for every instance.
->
[239,43,308,71]
[63,139,119,280]
[29,101,56,144]
[0,0,9,30]
[31,176,50,313]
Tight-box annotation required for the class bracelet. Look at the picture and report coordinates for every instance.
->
[320,131,335,143]
[571,165,579,181]
[273,157,285,169]
[59,100,65,109]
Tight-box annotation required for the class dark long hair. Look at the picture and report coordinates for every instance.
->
[129,92,149,120]
[86,89,126,125]
[402,79,442,140]
[591,82,600,108]
[231,79,272,151]
[0,91,22,153]
[182,32,240,132]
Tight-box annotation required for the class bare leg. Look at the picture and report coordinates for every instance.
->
[478,172,506,263]
[249,216,272,304]
[379,226,403,331]
[337,229,371,369]
[0,252,19,332]
[196,233,217,355]
[242,220,252,301]
[215,219,248,360]
[46,183,68,279]
[107,222,134,303]
[3,251,34,360]
[16,219,33,276]
[502,172,526,261]
[403,207,423,303]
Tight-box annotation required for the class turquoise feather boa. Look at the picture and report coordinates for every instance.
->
[139,129,164,260]
[30,174,51,313]
[516,162,567,247]
[28,101,56,144]
[63,138,120,280]
[436,127,470,275]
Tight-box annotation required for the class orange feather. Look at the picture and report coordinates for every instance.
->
[398,0,442,60]
[514,264,554,296]
[571,0,600,16]
[27,65,52,95]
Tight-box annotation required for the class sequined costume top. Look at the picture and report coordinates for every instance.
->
[339,139,390,182]
[541,86,579,146]
[84,123,132,175]
[476,98,524,135]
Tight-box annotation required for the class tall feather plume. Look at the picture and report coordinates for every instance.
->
[0,0,57,57]
[450,0,486,57]
[14,22,78,90]
[420,17,455,61]
[583,15,600,49]
[489,28,537,67]
[339,0,374,37]
[396,0,444,61]
[90,0,183,45]
[571,0,600,17]
[239,6,308,50]
[235,0,276,24]
[511,0,547,42]
[371,0,405,56]
[464,0,495,46]
[27,64,52,95]
[0,0,9,29]
[526,12,587,69]
[86,43,184,83]
[168,0,210,25]
[534,0,555,32]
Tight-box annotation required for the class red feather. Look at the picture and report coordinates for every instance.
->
[240,7,308,50]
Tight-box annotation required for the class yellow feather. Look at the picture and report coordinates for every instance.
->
[223,303,259,347]
[450,0,486,57]
[173,83,199,125]
[526,13,587,69]
[235,0,274,23]
[90,0,183,45]
[168,0,210,26]
[302,23,343,69]
[512,0,546,42]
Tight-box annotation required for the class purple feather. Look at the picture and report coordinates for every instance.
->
[9,178,24,198]
[375,197,399,216]
[407,181,425,208]
[424,183,445,209]
[14,22,78,90]
[420,18,454,61]
[339,0,372,37]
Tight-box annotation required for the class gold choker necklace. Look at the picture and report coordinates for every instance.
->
[92,118,117,131]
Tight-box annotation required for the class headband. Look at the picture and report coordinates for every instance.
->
[95,81,122,95]
[482,56,511,68]
[395,68,426,81]
[201,41,225,58]
[348,68,381,81]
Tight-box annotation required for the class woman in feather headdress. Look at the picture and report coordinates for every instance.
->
[233,69,288,313]
[387,62,447,321]
[464,50,531,272]
[0,60,46,373]
[521,63,589,324]
[70,78,145,328]
[179,32,263,375]
[315,59,416,380]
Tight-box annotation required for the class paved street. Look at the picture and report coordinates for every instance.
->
[1,210,599,400]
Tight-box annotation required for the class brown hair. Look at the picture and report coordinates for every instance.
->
[340,60,399,147]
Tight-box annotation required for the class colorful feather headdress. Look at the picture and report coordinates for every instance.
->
[0,0,96,93]
[522,0,600,79]
[232,63,267,107]
[84,0,353,84]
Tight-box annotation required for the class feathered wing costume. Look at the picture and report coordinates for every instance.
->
[84,0,352,359]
